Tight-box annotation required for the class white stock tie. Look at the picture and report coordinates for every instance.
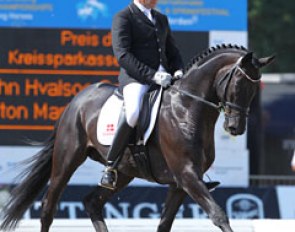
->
[145,9,155,24]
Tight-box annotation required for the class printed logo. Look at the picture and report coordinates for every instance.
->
[226,194,264,219]
[106,124,115,132]
[103,123,115,136]
[76,0,109,21]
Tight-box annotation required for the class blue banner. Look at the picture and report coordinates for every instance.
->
[0,0,246,31]
[0,186,279,219]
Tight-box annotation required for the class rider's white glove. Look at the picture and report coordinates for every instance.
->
[152,71,172,88]
[173,69,184,80]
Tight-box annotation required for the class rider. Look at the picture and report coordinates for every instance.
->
[100,0,183,189]
[100,0,219,191]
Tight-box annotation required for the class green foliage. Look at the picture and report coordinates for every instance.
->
[248,0,295,72]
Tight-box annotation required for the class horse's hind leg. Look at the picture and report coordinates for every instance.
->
[40,128,88,232]
[157,185,186,232]
[83,171,133,232]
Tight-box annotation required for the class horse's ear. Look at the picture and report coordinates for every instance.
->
[255,54,276,68]
[241,52,253,65]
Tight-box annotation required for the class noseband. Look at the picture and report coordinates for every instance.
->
[170,57,260,116]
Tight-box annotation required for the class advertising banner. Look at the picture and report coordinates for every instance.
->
[0,0,247,31]
[0,186,279,219]
[0,28,118,144]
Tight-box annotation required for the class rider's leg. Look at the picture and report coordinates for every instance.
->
[100,83,149,190]
[100,110,133,190]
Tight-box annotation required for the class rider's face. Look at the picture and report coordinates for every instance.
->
[138,0,158,9]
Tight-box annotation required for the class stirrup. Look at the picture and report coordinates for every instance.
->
[100,166,118,190]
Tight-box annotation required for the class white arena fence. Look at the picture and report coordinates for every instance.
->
[2,219,295,232]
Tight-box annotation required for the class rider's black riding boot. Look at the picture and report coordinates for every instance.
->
[100,113,133,190]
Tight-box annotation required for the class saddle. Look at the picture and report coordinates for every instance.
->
[97,86,162,145]
[97,86,163,180]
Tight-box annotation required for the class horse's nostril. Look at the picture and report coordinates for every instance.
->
[228,127,237,135]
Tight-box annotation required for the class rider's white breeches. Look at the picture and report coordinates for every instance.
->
[123,82,149,128]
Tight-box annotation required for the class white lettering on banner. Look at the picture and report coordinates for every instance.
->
[104,203,130,218]
[176,205,184,218]
[25,200,273,220]
[133,203,159,218]
[23,201,42,219]
[23,210,31,219]
[60,202,84,218]
[23,201,209,219]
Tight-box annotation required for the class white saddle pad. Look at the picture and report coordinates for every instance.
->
[97,88,163,145]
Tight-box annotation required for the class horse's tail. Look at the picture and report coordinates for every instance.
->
[0,121,59,231]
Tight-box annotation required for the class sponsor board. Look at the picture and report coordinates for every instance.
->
[0,186,279,219]
[0,28,117,145]
[0,0,247,31]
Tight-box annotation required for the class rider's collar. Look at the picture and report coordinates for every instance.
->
[134,1,152,13]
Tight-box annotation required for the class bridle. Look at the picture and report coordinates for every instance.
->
[170,57,261,116]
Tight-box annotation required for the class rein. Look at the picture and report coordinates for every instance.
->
[170,85,224,112]
[170,57,260,116]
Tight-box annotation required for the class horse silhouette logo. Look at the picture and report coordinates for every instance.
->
[76,0,109,21]
[226,194,264,219]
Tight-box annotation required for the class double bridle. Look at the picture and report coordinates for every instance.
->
[170,57,260,116]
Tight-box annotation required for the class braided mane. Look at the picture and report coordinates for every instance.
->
[184,44,248,74]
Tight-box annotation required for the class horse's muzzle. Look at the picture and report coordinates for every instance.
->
[223,115,246,136]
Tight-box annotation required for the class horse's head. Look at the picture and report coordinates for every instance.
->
[218,52,275,135]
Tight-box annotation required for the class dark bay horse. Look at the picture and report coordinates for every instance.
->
[0,45,274,232]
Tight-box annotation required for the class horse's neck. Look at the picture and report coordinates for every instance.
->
[179,54,239,104]
[171,56,235,133]
[179,62,220,104]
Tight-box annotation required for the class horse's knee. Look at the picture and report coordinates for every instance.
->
[83,191,106,215]
[83,193,96,214]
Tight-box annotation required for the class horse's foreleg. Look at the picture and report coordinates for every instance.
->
[83,171,133,232]
[157,185,186,232]
[178,169,233,232]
